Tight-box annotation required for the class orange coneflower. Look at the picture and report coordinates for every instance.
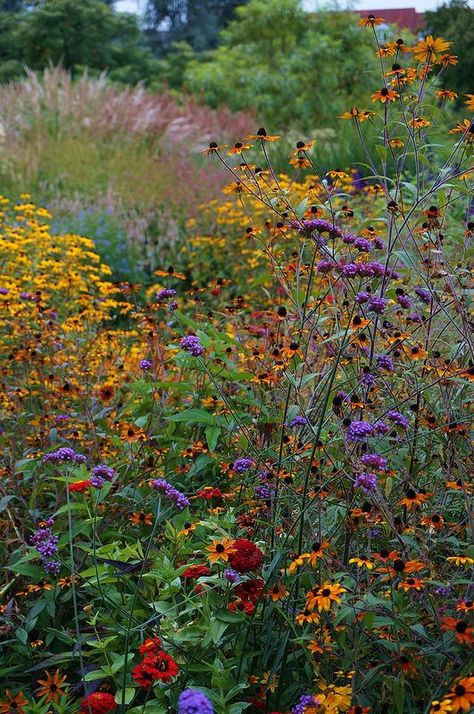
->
[420,513,444,530]
[245,127,280,142]
[398,489,430,509]
[307,582,346,612]
[0,691,29,714]
[349,556,375,570]
[409,116,431,129]
[227,142,252,156]
[442,617,474,645]
[178,521,196,537]
[154,266,186,280]
[389,138,405,148]
[440,53,458,66]
[206,537,236,564]
[430,701,453,714]
[449,119,474,142]
[303,540,331,566]
[446,677,474,712]
[348,706,371,714]
[359,14,385,27]
[456,600,474,613]
[223,181,246,195]
[267,583,289,602]
[295,608,320,625]
[201,141,228,155]
[446,556,474,567]
[413,35,451,63]
[436,89,458,101]
[129,511,153,526]
[36,669,68,703]
[465,94,474,110]
[289,156,312,169]
[372,87,399,103]
[398,577,424,591]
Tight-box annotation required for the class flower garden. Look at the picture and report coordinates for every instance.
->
[0,20,473,714]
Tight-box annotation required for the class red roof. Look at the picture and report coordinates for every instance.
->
[356,8,424,32]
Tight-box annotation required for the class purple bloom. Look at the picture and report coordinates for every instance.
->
[54,414,70,422]
[156,288,177,301]
[152,478,190,510]
[292,694,320,714]
[374,237,385,249]
[43,447,87,464]
[223,568,241,583]
[316,259,335,273]
[32,520,60,573]
[346,420,374,441]
[341,262,359,277]
[361,453,388,470]
[139,359,153,371]
[180,335,204,356]
[374,420,390,435]
[397,294,413,309]
[289,416,308,427]
[0,287,9,295]
[367,296,388,314]
[342,233,356,245]
[43,559,61,575]
[232,457,254,473]
[408,312,423,323]
[375,354,394,371]
[353,237,373,253]
[355,291,370,304]
[255,485,274,500]
[354,472,378,493]
[297,219,344,239]
[90,464,117,489]
[386,410,410,429]
[178,689,214,714]
[415,287,431,304]
[360,370,376,387]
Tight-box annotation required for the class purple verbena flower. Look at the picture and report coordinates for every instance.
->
[156,288,177,301]
[43,447,87,464]
[346,420,374,441]
[397,294,413,309]
[355,291,370,304]
[354,237,373,252]
[180,335,204,356]
[361,453,388,470]
[152,478,190,510]
[375,354,394,371]
[139,359,153,371]
[354,472,378,493]
[288,416,308,427]
[178,689,214,714]
[223,568,241,583]
[367,296,388,314]
[232,457,254,473]
[90,464,117,489]
[415,287,431,304]
[292,694,320,714]
[374,420,390,435]
[386,410,410,429]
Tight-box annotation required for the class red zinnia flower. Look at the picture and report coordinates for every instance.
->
[228,538,264,573]
[235,578,265,603]
[182,564,211,580]
[80,692,116,714]
[133,652,179,687]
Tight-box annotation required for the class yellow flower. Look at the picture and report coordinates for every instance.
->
[430,701,452,713]
[306,582,346,612]
[413,35,451,63]
[446,556,474,566]
[206,537,236,564]
[465,94,474,111]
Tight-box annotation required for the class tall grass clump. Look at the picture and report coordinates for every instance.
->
[0,20,473,714]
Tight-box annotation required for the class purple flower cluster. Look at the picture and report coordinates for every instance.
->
[223,568,241,583]
[346,420,374,441]
[152,478,190,510]
[232,457,254,473]
[288,415,308,427]
[156,288,177,301]
[43,447,87,464]
[180,335,204,356]
[90,464,117,489]
[367,296,388,314]
[296,218,344,239]
[354,472,378,493]
[355,291,370,304]
[31,518,60,574]
[397,293,413,309]
[415,286,431,304]
[361,453,388,470]
[255,484,274,500]
[178,689,213,714]
[360,370,376,387]
[292,694,321,714]
[386,410,410,429]
[374,420,389,435]
[375,354,394,371]
[139,359,153,371]
[340,261,399,279]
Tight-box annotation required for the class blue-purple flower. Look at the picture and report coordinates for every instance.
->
[43,447,87,464]
[152,478,190,510]
[178,689,213,714]
[180,335,204,356]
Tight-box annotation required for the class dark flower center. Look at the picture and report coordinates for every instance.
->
[455,621,467,633]
[321,588,331,597]
[455,685,466,696]
[216,544,225,553]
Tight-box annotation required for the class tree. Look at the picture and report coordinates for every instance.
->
[145,0,247,54]
[425,0,474,100]
[184,0,378,132]
[2,0,158,83]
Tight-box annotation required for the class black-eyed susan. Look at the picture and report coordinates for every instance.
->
[130,511,153,526]
[430,701,452,714]
[359,14,385,27]
[201,141,228,155]
[398,577,424,591]
[371,88,399,103]
[446,556,474,567]
[436,89,458,101]
[267,583,289,601]
[0,691,29,714]
[349,556,375,570]
[307,582,346,612]
[295,608,320,625]
[398,489,430,509]
[206,537,236,564]
[442,617,474,645]
[413,35,451,63]
[245,127,280,142]
[446,677,474,712]
[36,670,67,703]
[227,142,252,156]
[178,521,197,537]
[465,94,474,110]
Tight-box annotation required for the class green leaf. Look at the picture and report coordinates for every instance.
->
[205,425,220,451]
[168,408,215,425]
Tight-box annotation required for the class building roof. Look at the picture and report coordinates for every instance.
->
[356,7,425,32]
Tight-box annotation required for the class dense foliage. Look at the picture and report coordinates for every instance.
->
[0,19,473,714]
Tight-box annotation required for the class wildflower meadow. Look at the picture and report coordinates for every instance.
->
[0,11,473,714]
